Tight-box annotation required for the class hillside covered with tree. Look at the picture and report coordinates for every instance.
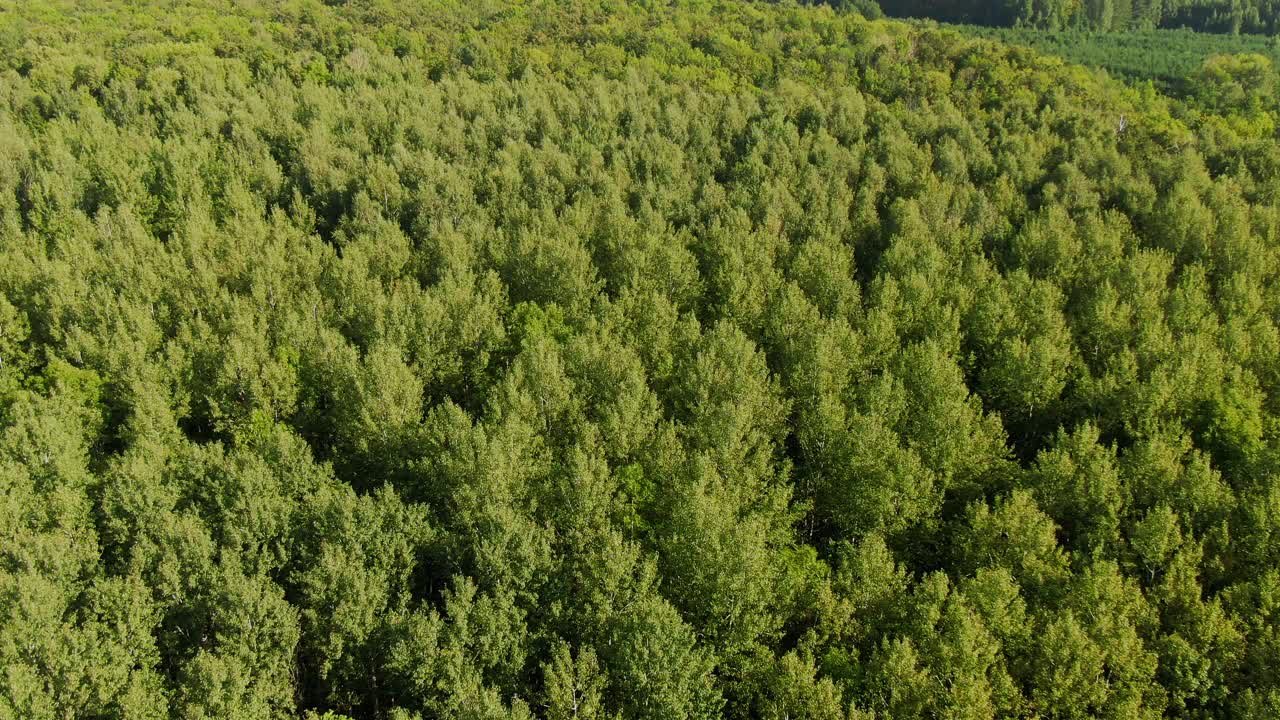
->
[4,0,1280,718]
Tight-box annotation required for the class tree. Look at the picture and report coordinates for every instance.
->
[542,642,613,720]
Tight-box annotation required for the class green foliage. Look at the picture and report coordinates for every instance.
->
[947,23,1280,98]
[881,0,1280,33]
[4,0,1280,718]
[1192,52,1278,113]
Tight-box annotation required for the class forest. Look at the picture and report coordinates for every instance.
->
[946,25,1280,88]
[4,0,1280,718]
[873,0,1280,34]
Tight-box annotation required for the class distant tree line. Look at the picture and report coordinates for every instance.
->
[866,0,1280,33]
[953,25,1280,86]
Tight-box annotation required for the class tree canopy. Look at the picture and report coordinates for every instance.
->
[4,0,1280,718]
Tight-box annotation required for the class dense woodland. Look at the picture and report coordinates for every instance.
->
[872,0,1280,33]
[5,0,1280,718]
